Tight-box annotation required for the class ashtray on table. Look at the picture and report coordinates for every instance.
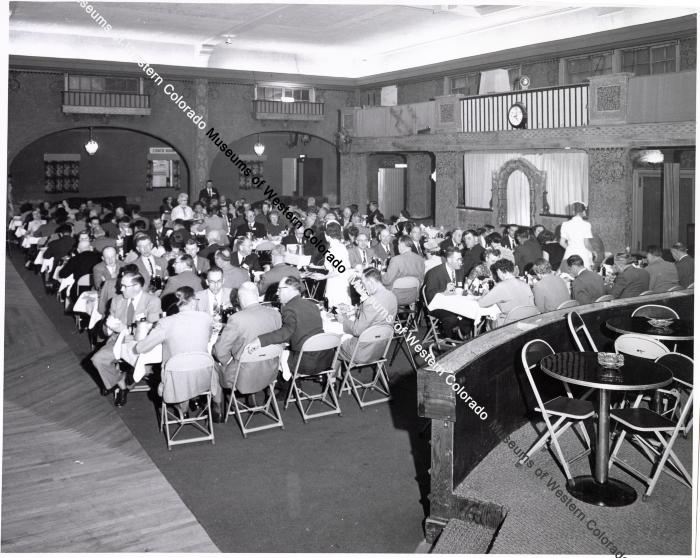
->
[647,318,674,329]
[598,352,625,368]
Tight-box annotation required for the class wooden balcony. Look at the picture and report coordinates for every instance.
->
[253,99,325,121]
[62,91,151,115]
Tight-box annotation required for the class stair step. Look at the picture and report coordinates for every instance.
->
[431,518,497,554]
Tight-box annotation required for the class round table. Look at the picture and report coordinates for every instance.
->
[606,316,693,342]
[539,351,672,507]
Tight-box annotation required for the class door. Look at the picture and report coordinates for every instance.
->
[301,158,323,198]
[281,158,297,196]
[378,168,405,219]
[678,170,695,246]
[632,169,663,251]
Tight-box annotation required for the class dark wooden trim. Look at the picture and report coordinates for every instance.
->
[539,213,569,218]
[457,205,492,212]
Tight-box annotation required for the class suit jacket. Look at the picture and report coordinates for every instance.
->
[195,288,233,315]
[608,266,650,299]
[59,250,102,282]
[160,270,204,301]
[134,255,168,284]
[193,255,211,276]
[532,274,571,313]
[258,263,301,296]
[258,295,325,373]
[409,238,425,257]
[92,261,123,290]
[198,243,227,264]
[461,244,485,276]
[348,245,377,268]
[43,235,75,261]
[221,265,250,291]
[197,187,219,202]
[675,255,694,288]
[572,269,605,305]
[108,291,161,331]
[440,238,462,256]
[136,309,211,364]
[646,259,680,292]
[514,239,543,276]
[423,263,465,305]
[281,232,314,256]
[234,221,267,239]
[382,251,425,288]
[92,236,117,253]
[213,304,282,387]
[503,234,517,251]
[148,227,171,252]
[341,287,397,363]
[231,251,262,271]
[371,239,396,262]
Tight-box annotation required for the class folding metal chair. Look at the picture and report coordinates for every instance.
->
[639,290,655,296]
[519,340,594,486]
[338,325,395,408]
[556,300,579,310]
[609,363,693,500]
[285,333,342,422]
[419,285,464,355]
[614,334,669,360]
[631,305,680,319]
[159,352,216,450]
[226,343,284,437]
[389,276,421,371]
[567,311,598,352]
[503,305,540,324]
[655,353,694,437]
[594,294,614,302]
[687,283,694,290]
[666,285,684,292]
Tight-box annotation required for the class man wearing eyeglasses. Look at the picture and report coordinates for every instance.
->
[195,267,232,316]
[90,271,161,406]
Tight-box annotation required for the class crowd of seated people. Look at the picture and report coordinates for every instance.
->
[8,189,694,417]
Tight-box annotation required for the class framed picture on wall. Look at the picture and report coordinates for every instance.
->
[236,154,267,190]
[44,154,80,193]
[147,147,180,190]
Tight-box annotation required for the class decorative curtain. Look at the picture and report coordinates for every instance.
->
[537,152,588,214]
[378,168,405,218]
[506,170,530,226]
[663,162,680,245]
[464,152,521,208]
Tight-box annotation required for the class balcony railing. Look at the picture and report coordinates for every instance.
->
[462,84,589,132]
[253,99,325,121]
[62,91,151,115]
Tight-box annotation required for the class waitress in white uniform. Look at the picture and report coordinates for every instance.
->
[559,201,594,272]
[322,222,352,309]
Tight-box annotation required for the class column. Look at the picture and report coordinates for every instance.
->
[339,153,368,207]
[434,152,462,227]
[193,78,210,198]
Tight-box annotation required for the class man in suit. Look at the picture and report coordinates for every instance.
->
[440,228,463,256]
[407,224,425,257]
[131,233,168,290]
[160,254,204,312]
[232,237,262,271]
[338,268,397,362]
[281,226,313,256]
[348,232,377,269]
[257,245,301,297]
[214,249,249,291]
[197,179,219,203]
[531,259,571,312]
[366,201,385,226]
[92,246,123,290]
[195,267,233,316]
[502,224,518,251]
[234,210,267,239]
[212,282,282,420]
[424,246,469,338]
[461,229,485,277]
[645,245,680,293]
[248,275,325,378]
[185,238,211,276]
[42,223,75,269]
[90,271,161,406]
[147,216,171,253]
[568,255,605,305]
[372,226,395,264]
[382,236,426,305]
[514,228,543,276]
[58,239,102,300]
[671,242,694,288]
[197,229,227,264]
[607,253,650,299]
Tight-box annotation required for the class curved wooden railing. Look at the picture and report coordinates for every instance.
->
[417,291,693,542]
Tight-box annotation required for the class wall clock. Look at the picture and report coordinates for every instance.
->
[508,102,527,129]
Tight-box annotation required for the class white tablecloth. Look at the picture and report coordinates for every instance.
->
[428,292,500,321]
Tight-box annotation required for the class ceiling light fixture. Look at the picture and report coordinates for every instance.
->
[253,134,265,156]
[280,96,294,103]
[638,149,664,164]
[84,127,98,155]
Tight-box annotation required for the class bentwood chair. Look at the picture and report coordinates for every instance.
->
[609,361,693,500]
[226,343,284,437]
[503,305,540,325]
[159,352,217,450]
[631,305,680,320]
[338,325,395,408]
[285,333,342,422]
[518,340,594,486]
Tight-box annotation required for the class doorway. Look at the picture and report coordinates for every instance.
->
[300,158,323,198]
[378,168,405,220]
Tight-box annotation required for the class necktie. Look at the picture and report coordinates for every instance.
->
[449,268,455,284]
[126,299,135,326]
[361,250,366,265]
[147,257,155,277]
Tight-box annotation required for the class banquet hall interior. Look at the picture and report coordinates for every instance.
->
[3,2,697,554]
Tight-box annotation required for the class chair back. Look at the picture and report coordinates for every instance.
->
[567,311,598,352]
[631,304,680,319]
[556,300,579,310]
[504,305,540,324]
[77,273,91,287]
[666,285,684,292]
[348,324,395,366]
[594,294,614,302]
[292,333,342,377]
[392,276,420,305]
[521,339,555,411]
[639,290,655,296]
[255,241,276,252]
[234,344,284,394]
[614,334,669,360]
[655,353,694,388]
[687,282,694,289]
[162,352,215,404]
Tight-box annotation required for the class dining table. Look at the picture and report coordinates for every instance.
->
[539,351,672,506]
[606,316,693,342]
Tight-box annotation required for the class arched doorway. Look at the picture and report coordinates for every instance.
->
[491,158,546,226]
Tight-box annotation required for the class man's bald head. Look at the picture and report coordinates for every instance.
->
[102,246,117,266]
[237,282,259,308]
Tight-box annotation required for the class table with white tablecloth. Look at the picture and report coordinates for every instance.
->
[427,292,500,321]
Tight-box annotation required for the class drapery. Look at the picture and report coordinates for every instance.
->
[463,151,589,215]
[506,170,530,226]
[663,162,680,245]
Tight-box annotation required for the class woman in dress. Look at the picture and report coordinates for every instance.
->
[559,202,594,273]
[323,222,352,309]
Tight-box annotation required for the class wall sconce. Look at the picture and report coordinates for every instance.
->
[300,134,311,146]
[84,127,99,156]
[253,134,265,156]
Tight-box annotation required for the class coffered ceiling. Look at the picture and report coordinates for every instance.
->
[9,2,697,78]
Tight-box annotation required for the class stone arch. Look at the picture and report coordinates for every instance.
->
[491,158,547,226]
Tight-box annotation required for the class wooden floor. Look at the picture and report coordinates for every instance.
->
[2,260,219,552]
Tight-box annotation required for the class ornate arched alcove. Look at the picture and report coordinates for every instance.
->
[491,158,547,226]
